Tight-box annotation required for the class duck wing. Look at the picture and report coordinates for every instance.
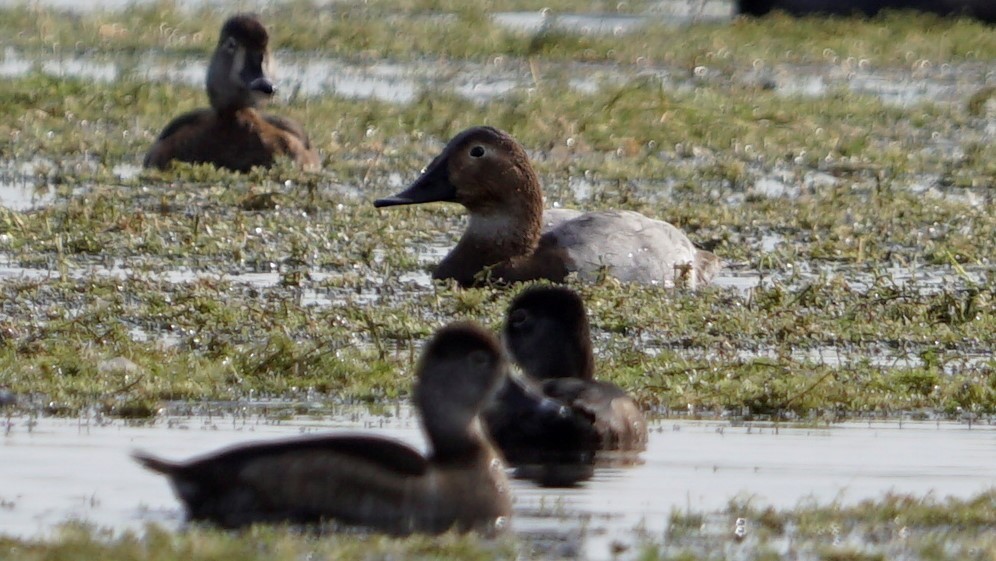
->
[541,208,584,231]
[263,114,315,149]
[143,109,215,168]
[135,434,430,530]
[484,378,599,466]
[543,378,648,452]
[546,209,716,286]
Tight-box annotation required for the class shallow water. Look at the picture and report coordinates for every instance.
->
[1,411,992,558]
[4,17,993,110]
[0,179,51,212]
[0,3,993,556]
[492,12,649,35]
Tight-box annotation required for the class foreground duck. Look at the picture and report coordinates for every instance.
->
[144,14,319,171]
[134,322,511,534]
[484,286,648,485]
[374,126,720,288]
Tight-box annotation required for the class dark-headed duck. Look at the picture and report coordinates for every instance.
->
[484,286,647,485]
[144,14,319,172]
[134,322,511,535]
[738,0,996,22]
[374,126,720,288]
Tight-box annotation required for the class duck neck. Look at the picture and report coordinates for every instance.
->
[434,204,544,287]
[424,416,489,464]
[207,64,258,115]
[568,321,596,380]
[530,336,595,382]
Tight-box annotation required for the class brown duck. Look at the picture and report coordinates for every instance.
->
[484,286,648,485]
[374,126,720,288]
[134,322,511,535]
[144,14,319,172]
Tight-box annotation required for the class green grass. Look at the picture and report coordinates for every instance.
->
[643,490,996,561]
[0,4,992,415]
[2,490,992,561]
[0,29,993,416]
[0,4,993,559]
[2,1,995,65]
[0,524,517,561]
[0,63,996,415]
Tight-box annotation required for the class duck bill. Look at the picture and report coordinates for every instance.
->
[248,77,275,96]
[374,163,456,208]
[238,46,275,103]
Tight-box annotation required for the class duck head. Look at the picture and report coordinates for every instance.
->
[207,14,275,112]
[503,286,595,382]
[374,126,543,220]
[416,321,507,458]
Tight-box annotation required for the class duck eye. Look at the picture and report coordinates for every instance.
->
[508,309,530,330]
[469,145,485,158]
[467,349,492,368]
[224,37,238,53]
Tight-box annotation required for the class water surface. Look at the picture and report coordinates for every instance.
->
[2,411,992,558]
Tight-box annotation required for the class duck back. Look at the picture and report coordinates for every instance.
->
[145,109,318,172]
[543,378,648,453]
[484,380,599,461]
[546,210,719,287]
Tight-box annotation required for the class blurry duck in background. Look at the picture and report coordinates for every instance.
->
[737,0,995,21]
[484,286,648,486]
[144,14,319,172]
[134,322,511,535]
[374,126,720,288]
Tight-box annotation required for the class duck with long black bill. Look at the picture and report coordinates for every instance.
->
[374,126,720,288]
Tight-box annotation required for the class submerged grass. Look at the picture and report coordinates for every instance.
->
[1,489,991,561]
[0,523,516,561]
[645,489,996,561]
[0,17,993,415]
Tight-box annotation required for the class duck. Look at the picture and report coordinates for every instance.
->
[737,0,996,22]
[373,126,720,288]
[483,286,648,485]
[133,322,511,535]
[144,14,319,172]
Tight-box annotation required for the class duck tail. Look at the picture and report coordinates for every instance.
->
[132,450,180,475]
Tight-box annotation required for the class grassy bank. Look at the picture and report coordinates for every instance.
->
[0,2,994,558]
[0,4,993,416]
[2,489,992,560]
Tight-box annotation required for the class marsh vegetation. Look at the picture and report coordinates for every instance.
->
[0,1,993,559]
